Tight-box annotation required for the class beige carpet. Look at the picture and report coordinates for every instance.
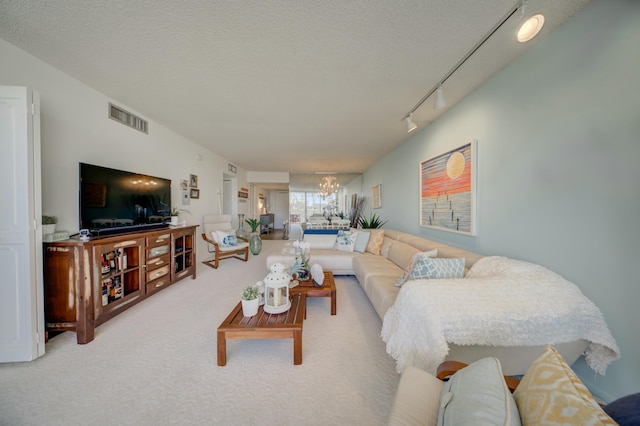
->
[0,240,399,425]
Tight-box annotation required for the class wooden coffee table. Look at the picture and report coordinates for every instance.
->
[217,293,306,366]
[290,271,336,317]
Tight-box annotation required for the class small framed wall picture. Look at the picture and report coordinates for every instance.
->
[372,184,382,209]
[190,188,200,199]
[181,179,188,191]
[189,174,198,188]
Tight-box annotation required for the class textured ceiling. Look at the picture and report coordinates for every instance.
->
[0,0,590,176]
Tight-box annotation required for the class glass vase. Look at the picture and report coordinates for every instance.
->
[236,213,247,239]
[249,232,262,255]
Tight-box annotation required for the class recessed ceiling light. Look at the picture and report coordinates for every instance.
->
[518,14,545,42]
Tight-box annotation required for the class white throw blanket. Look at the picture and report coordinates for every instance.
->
[381,256,620,375]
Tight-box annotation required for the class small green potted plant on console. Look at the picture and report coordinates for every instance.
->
[241,285,260,317]
[170,207,190,226]
[42,215,57,235]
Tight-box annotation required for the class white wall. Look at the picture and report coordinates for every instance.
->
[362,0,639,402]
[0,39,246,262]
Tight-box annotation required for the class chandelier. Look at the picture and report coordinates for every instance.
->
[319,175,339,199]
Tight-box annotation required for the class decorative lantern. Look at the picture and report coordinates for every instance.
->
[263,263,291,314]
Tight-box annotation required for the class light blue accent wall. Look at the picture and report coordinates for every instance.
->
[364,0,640,402]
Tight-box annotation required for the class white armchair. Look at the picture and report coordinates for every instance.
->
[201,214,249,269]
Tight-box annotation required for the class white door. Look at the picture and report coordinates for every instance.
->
[274,191,289,231]
[0,86,45,362]
[223,179,232,215]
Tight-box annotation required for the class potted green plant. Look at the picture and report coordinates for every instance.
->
[358,213,387,229]
[245,218,263,255]
[42,215,57,234]
[245,218,260,233]
[241,285,260,317]
[170,207,190,226]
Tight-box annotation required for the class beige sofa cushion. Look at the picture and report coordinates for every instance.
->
[388,365,443,426]
[363,275,401,319]
[266,249,358,275]
[386,240,420,270]
[303,233,336,249]
[353,254,402,289]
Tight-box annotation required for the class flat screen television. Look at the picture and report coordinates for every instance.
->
[79,162,172,236]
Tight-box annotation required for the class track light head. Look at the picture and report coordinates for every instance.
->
[434,86,447,110]
[406,113,417,132]
[518,14,545,42]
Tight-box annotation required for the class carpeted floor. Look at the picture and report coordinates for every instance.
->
[0,240,399,425]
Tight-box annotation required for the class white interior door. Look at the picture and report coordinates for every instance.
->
[223,179,232,215]
[0,86,45,362]
[274,191,289,231]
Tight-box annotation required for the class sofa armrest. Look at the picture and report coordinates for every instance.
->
[388,365,443,426]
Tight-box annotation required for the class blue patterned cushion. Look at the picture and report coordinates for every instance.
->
[333,229,358,252]
[408,257,465,280]
[395,249,438,286]
[214,230,237,247]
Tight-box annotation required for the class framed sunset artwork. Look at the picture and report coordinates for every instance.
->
[420,141,477,235]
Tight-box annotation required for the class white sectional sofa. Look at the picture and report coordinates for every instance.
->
[267,228,485,319]
[266,228,590,376]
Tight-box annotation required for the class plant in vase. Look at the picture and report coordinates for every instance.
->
[245,218,262,255]
[291,240,311,280]
[170,207,190,226]
[241,285,260,317]
[358,213,387,229]
[42,215,57,235]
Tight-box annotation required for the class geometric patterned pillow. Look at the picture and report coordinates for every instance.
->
[514,345,617,426]
[365,229,385,255]
[395,249,438,286]
[407,257,465,281]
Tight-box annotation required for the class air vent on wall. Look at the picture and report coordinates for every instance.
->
[108,103,148,134]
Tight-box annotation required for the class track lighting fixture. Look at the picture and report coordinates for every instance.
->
[518,14,545,42]
[403,1,530,130]
[406,113,417,132]
[434,87,446,110]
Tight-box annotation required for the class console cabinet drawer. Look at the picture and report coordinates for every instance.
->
[146,276,170,294]
[147,244,169,259]
[146,254,170,272]
[146,265,169,282]
[147,233,171,248]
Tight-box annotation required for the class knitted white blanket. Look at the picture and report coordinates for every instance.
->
[381,256,620,375]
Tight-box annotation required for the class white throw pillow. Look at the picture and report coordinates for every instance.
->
[353,230,371,253]
[213,230,237,247]
[395,249,438,286]
[333,229,358,252]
